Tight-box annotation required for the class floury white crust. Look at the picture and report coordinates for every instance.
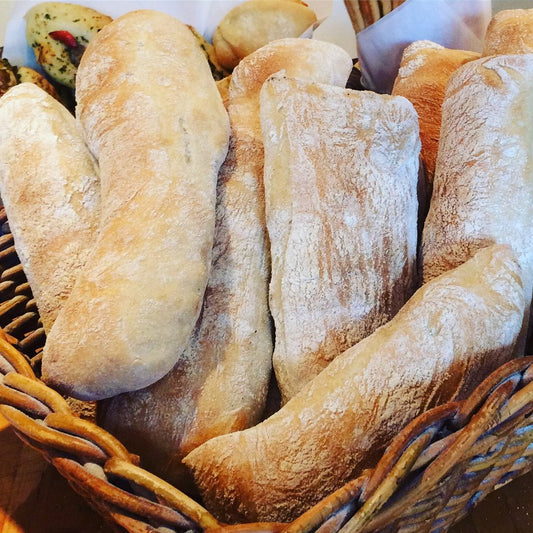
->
[261,76,420,401]
[184,245,524,523]
[421,54,533,352]
[0,83,100,333]
[41,10,230,400]
[99,38,353,491]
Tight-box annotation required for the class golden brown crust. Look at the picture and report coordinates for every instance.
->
[483,9,533,55]
[392,41,479,184]
[216,75,231,107]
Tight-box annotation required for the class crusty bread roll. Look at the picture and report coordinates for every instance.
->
[421,54,533,352]
[483,9,533,56]
[184,243,525,523]
[261,75,419,401]
[41,10,230,401]
[97,38,353,490]
[212,0,318,71]
[392,40,479,185]
[0,83,100,333]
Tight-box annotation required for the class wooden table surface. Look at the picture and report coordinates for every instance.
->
[1,412,531,533]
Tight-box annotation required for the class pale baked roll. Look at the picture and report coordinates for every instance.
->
[261,76,419,401]
[0,83,100,333]
[184,244,524,523]
[392,40,479,185]
[212,0,318,71]
[41,10,230,401]
[97,38,352,490]
[421,54,533,352]
[483,9,533,55]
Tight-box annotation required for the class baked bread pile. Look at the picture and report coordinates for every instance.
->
[0,3,532,526]
[99,35,354,490]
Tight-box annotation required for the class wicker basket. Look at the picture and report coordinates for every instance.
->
[0,205,532,533]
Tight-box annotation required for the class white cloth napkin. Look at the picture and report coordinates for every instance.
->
[357,0,492,93]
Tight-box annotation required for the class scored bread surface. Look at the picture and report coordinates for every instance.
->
[41,10,230,400]
[261,76,420,401]
[0,83,100,333]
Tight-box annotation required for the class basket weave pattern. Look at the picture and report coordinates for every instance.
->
[0,205,532,533]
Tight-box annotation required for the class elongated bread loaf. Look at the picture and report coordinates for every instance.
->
[184,244,524,523]
[0,82,100,333]
[421,54,533,352]
[261,76,419,401]
[392,40,479,185]
[41,10,230,400]
[483,9,533,55]
[99,38,353,491]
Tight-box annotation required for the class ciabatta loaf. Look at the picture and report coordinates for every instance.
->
[98,38,352,489]
[41,10,230,400]
[421,54,533,352]
[0,83,100,333]
[483,9,533,55]
[261,75,419,401]
[392,40,479,185]
[184,244,524,523]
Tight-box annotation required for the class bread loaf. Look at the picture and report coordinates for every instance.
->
[0,83,100,333]
[183,244,524,523]
[41,10,230,400]
[392,40,479,185]
[483,9,533,55]
[421,54,533,352]
[261,75,419,401]
[212,0,318,70]
[98,38,352,489]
